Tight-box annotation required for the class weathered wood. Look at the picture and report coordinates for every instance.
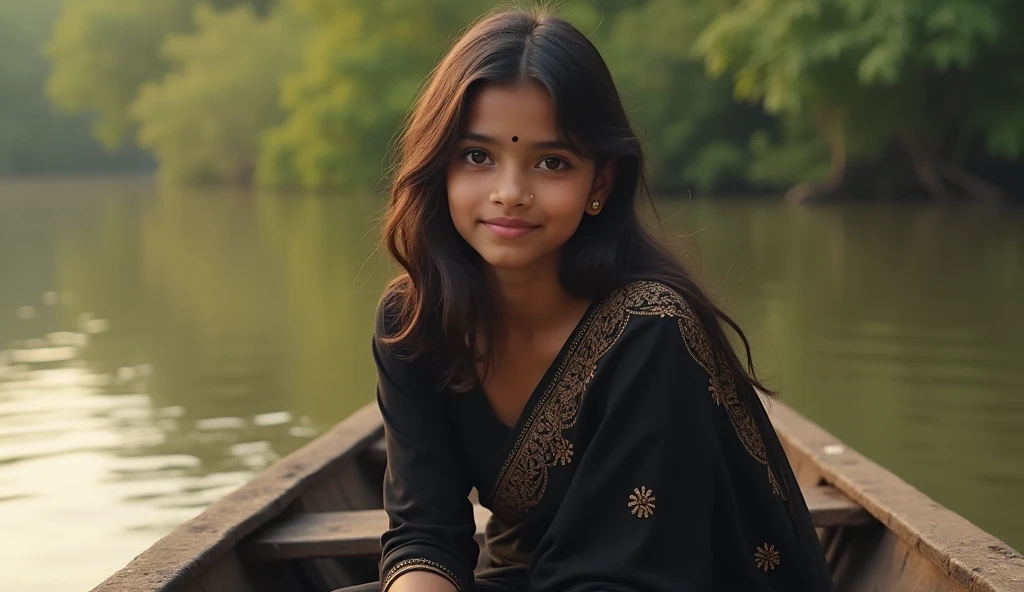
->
[244,485,865,561]
[245,504,492,560]
[769,402,1024,592]
[299,460,381,513]
[802,483,873,527]
[198,552,252,592]
[829,521,973,592]
[91,403,384,592]
[91,398,1024,592]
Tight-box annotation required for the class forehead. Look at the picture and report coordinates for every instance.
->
[462,81,559,138]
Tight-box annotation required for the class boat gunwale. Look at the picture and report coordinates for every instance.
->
[90,403,384,592]
[91,400,1024,592]
[769,402,1024,592]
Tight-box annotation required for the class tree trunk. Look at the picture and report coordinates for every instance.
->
[901,131,953,201]
[936,161,1005,202]
[785,106,848,205]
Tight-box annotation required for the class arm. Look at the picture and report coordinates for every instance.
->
[374,302,477,592]
[388,571,459,592]
[528,317,719,592]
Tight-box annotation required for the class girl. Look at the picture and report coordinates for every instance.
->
[347,7,834,592]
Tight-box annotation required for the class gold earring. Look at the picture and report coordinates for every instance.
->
[590,200,601,210]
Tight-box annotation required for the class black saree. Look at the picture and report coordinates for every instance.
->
[361,280,833,592]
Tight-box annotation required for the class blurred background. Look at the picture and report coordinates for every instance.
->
[0,1,1021,589]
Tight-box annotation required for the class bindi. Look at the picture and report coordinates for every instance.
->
[512,136,518,142]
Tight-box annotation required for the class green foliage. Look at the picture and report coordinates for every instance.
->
[601,0,763,193]
[45,0,277,150]
[257,0,487,190]
[258,0,646,191]
[46,0,196,149]
[0,0,150,175]
[748,118,831,186]
[129,5,309,185]
[696,0,1024,192]
[20,0,1024,195]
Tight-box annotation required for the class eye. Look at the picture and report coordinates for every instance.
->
[464,149,492,166]
[538,156,571,171]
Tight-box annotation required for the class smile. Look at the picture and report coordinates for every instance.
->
[481,217,539,238]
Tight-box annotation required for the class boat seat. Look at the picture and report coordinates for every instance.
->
[243,484,871,561]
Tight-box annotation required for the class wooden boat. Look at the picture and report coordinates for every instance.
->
[92,401,1024,592]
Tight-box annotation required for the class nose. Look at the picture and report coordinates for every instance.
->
[489,170,531,208]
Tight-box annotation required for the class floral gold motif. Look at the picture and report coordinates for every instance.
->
[755,543,780,571]
[491,280,784,522]
[628,486,656,518]
[551,436,574,465]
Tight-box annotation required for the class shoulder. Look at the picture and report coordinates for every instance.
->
[372,282,417,369]
[374,286,402,339]
[609,279,697,322]
[601,279,717,372]
[373,280,446,388]
[374,277,415,341]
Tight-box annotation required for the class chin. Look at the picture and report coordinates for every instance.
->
[480,254,536,269]
[475,246,542,270]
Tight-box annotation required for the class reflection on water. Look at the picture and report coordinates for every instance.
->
[0,178,386,590]
[1,178,1022,590]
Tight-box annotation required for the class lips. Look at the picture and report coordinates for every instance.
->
[481,217,539,229]
[480,217,539,238]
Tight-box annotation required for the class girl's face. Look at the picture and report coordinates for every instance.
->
[447,81,613,271]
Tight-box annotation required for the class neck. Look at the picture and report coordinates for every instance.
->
[483,256,585,336]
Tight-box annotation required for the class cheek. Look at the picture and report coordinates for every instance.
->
[541,185,588,232]
[547,203,586,240]
[446,171,479,224]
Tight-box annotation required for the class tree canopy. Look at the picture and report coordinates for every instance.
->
[45,0,275,149]
[256,0,486,190]
[18,0,1024,198]
[696,0,1024,200]
[130,5,308,185]
[0,0,150,176]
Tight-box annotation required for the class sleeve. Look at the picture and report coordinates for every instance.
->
[373,301,478,592]
[527,317,720,592]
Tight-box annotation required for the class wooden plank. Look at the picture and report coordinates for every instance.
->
[245,486,863,561]
[801,483,872,527]
[245,505,492,560]
[199,552,252,592]
[769,402,1024,592]
[91,403,384,592]
[829,522,972,592]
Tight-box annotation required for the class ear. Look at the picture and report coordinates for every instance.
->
[586,159,616,215]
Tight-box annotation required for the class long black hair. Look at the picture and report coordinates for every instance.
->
[381,6,773,398]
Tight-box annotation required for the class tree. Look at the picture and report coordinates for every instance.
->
[600,0,774,194]
[0,0,151,175]
[45,0,277,150]
[257,0,642,191]
[257,0,487,190]
[129,5,309,185]
[696,0,1024,201]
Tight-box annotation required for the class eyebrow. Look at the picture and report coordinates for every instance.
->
[461,132,573,152]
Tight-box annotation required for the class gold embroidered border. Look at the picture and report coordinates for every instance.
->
[490,280,783,522]
[382,558,464,592]
[489,287,624,521]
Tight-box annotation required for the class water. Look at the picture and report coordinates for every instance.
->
[1,177,1022,590]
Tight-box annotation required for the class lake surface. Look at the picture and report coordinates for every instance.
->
[1,176,1022,590]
